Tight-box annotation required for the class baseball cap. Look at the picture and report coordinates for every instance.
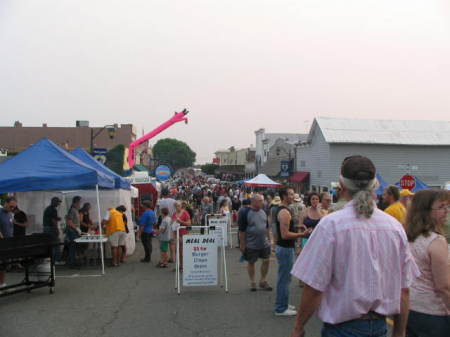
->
[293,194,301,202]
[341,155,376,181]
[400,189,415,197]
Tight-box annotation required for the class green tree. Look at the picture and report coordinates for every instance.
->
[105,144,125,176]
[200,163,218,175]
[153,138,196,171]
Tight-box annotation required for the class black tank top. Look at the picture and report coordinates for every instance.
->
[275,206,296,248]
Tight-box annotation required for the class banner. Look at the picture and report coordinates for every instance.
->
[93,148,107,164]
[183,235,218,287]
[207,215,228,246]
[280,160,290,177]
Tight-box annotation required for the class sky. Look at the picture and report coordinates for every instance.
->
[1,0,449,163]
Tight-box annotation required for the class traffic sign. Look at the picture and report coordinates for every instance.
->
[400,174,416,190]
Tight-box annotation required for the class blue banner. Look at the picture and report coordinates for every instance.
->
[280,160,290,177]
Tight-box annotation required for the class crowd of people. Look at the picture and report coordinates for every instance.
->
[1,158,449,337]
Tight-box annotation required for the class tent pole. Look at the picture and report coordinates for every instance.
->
[96,184,105,275]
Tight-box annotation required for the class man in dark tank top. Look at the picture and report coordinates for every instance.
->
[274,187,311,316]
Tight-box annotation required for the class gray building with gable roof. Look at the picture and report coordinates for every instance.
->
[295,116,450,192]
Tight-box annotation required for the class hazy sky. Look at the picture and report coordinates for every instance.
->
[1,0,449,163]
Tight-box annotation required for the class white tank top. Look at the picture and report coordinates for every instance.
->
[409,232,450,316]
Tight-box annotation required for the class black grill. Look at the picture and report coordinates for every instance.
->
[0,233,56,297]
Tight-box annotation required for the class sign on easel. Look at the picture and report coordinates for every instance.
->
[183,235,218,286]
[207,215,228,246]
[175,226,228,295]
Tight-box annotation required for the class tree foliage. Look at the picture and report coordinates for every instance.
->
[105,144,125,176]
[200,163,218,175]
[153,138,196,171]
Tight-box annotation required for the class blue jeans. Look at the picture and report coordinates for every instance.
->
[274,245,295,313]
[65,228,80,266]
[322,319,387,337]
[407,310,450,337]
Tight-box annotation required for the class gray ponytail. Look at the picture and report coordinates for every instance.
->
[340,176,378,218]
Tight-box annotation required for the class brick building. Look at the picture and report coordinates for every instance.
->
[0,121,151,166]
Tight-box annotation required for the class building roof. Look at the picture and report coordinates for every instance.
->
[264,133,308,145]
[311,116,450,146]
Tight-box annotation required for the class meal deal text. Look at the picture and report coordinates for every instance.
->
[183,235,218,287]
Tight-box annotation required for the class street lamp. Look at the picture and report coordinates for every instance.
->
[90,124,118,154]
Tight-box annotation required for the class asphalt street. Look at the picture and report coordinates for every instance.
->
[0,242,323,337]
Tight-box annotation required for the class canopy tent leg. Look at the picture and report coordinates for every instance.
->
[96,185,105,275]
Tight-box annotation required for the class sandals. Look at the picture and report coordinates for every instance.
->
[259,281,273,291]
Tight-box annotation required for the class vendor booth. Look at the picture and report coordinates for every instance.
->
[0,138,115,276]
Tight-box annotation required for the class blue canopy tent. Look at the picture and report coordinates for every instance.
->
[0,138,115,275]
[395,176,430,193]
[234,179,250,185]
[375,173,389,195]
[71,147,130,190]
[0,138,114,192]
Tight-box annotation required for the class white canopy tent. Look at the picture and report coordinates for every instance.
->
[244,174,282,188]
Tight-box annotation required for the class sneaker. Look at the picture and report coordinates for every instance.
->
[288,305,296,311]
[275,308,297,317]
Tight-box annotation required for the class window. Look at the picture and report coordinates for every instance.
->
[300,160,306,167]
[317,170,322,178]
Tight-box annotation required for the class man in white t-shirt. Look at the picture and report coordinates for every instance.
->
[158,189,177,262]
[158,189,177,217]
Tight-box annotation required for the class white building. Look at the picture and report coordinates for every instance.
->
[295,116,450,192]
[254,128,307,173]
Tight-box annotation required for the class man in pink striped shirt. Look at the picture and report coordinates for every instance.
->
[290,156,419,337]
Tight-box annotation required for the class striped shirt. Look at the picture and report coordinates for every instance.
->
[291,200,419,324]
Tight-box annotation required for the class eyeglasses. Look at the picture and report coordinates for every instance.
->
[431,206,450,211]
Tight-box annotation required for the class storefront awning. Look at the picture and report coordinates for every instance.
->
[289,172,310,183]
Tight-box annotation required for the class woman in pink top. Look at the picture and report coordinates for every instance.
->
[171,201,191,271]
[406,190,450,337]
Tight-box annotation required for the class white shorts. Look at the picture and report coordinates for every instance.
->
[109,231,126,247]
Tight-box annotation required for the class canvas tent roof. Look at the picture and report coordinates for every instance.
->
[375,173,389,195]
[310,116,450,146]
[71,147,130,190]
[0,138,115,193]
[244,174,282,188]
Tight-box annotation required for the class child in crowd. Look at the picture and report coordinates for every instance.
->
[155,208,171,268]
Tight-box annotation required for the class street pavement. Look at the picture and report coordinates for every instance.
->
[0,242,323,337]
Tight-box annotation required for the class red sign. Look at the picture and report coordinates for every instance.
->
[212,157,220,164]
[400,175,416,190]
